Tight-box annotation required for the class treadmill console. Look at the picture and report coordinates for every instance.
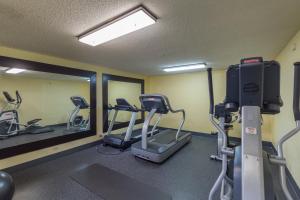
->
[70,96,89,109]
[139,95,169,114]
[115,98,137,111]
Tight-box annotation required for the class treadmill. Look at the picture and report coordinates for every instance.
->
[103,98,158,150]
[67,96,90,131]
[131,94,192,163]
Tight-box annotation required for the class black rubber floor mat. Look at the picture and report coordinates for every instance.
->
[71,164,172,200]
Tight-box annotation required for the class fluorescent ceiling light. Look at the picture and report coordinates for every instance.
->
[6,68,26,74]
[79,7,156,46]
[163,63,207,72]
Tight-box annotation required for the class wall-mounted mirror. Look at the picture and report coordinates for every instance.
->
[103,74,144,132]
[0,56,96,159]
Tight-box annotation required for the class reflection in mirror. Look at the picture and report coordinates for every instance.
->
[0,69,90,149]
[107,80,142,125]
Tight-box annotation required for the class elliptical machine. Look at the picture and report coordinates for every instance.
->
[207,57,299,200]
[0,91,45,138]
[0,91,21,137]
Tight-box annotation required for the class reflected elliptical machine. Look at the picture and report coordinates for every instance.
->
[207,57,300,200]
[0,90,53,138]
[131,94,192,163]
[103,98,159,150]
[67,96,90,131]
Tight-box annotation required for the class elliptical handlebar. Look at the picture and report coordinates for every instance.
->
[207,68,214,115]
[2,91,22,109]
[206,67,234,200]
[269,62,300,200]
[293,63,300,121]
[15,90,22,109]
[2,91,15,103]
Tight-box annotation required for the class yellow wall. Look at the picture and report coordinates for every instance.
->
[0,46,147,169]
[148,69,273,141]
[0,76,89,126]
[272,30,300,186]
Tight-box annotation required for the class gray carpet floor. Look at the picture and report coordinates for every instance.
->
[10,135,221,200]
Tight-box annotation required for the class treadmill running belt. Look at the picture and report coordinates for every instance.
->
[153,130,186,144]
[71,164,172,200]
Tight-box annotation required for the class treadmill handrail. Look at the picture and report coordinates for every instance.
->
[139,94,186,140]
[141,108,157,149]
[151,114,162,137]
[174,109,185,140]
[143,94,186,140]
[163,96,186,140]
[106,110,118,135]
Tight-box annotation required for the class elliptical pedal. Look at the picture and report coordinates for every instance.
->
[26,118,41,126]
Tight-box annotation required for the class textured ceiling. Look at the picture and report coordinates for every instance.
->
[0,0,300,75]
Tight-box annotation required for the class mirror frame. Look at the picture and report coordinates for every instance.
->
[102,74,145,133]
[0,56,97,159]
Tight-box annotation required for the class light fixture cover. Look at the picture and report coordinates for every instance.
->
[6,68,26,74]
[163,63,207,72]
[78,7,156,46]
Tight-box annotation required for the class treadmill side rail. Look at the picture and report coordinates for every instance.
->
[142,108,157,150]
[124,112,138,142]
[106,110,118,135]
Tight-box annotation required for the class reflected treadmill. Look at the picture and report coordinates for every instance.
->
[103,98,158,150]
[131,94,192,163]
